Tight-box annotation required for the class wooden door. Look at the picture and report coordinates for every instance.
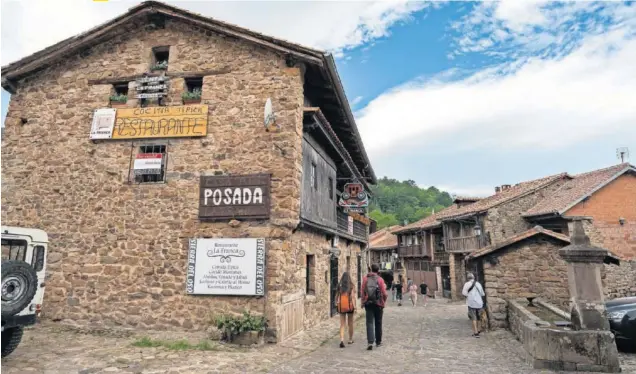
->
[330,256,339,317]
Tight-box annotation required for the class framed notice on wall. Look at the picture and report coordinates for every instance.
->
[186,238,266,296]
[89,108,116,139]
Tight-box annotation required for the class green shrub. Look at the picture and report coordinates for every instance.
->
[182,88,202,100]
[214,311,268,340]
[109,93,127,103]
[150,60,168,71]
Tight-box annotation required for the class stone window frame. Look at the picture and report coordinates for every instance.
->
[128,142,170,185]
[306,254,316,295]
[151,46,170,69]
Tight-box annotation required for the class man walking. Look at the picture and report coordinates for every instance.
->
[361,264,388,350]
[462,273,485,338]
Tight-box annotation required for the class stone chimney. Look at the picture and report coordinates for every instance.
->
[495,186,501,194]
[501,184,511,191]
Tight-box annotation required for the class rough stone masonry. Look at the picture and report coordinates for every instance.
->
[1,14,364,340]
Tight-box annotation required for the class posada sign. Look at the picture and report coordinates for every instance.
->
[199,174,271,221]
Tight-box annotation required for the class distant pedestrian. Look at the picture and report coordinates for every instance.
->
[336,272,356,348]
[394,275,404,306]
[462,273,486,338]
[361,264,388,351]
[408,282,418,307]
[419,282,428,306]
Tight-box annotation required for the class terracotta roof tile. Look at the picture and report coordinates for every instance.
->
[370,226,400,249]
[392,204,460,234]
[453,196,483,202]
[524,163,635,217]
[439,173,570,221]
[466,226,570,260]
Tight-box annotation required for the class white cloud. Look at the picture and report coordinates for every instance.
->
[0,0,428,65]
[350,96,364,107]
[434,184,494,198]
[357,2,636,156]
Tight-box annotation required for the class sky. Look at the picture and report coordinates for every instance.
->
[2,0,635,197]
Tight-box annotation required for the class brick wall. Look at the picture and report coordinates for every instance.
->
[566,173,636,260]
[480,235,570,329]
[2,18,306,333]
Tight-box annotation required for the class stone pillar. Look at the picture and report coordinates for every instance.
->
[558,220,610,331]
[449,253,457,300]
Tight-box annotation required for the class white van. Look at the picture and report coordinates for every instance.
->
[1,226,48,357]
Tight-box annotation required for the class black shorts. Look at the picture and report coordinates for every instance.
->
[468,307,482,321]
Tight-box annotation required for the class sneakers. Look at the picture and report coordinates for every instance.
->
[472,333,481,338]
[376,342,382,347]
[367,345,373,351]
[339,341,345,348]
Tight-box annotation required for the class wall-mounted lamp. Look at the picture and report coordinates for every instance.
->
[474,224,482,236]
[619,217,626,226]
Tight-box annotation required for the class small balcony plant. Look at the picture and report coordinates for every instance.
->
[182,88,202,105]
[150,60,168,71]
[109,93,128,108]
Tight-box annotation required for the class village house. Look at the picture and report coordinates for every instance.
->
[369,225,400,271]
[394,163,636,306]
[0,1,377,342]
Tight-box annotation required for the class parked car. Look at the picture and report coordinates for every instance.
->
[1,226,48,357]
[606,296,636,352]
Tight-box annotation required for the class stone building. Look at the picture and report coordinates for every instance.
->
[369,225,400,270]
[1,1,376,342]
[394,163,636,302]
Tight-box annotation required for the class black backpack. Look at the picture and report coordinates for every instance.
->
[366,275,381,305]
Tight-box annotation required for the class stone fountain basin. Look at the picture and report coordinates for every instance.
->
[508,299,620,372]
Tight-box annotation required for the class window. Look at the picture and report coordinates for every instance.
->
[113,83,128,96]
[1,239,27,261]
[328,177,334,200]
[310,163,317,189]
[306,255,316,295]
[152,46,170,69]
[133,144,167,184]
[185,78,203,93]
[32,246,45,272]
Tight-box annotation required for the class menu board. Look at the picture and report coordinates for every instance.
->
[186,238,265,296]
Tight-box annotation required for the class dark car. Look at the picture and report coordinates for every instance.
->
[606,296,636,351]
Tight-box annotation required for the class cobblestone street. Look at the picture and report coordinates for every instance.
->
[2,299,634,373]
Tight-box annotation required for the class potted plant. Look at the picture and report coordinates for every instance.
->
[150,60,168,71]
[182,88,202,105]
[109,93,128,108]
[215,311,267,346]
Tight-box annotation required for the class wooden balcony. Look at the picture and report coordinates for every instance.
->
[433,251,449,265]
[446,235,488,252]
[336,209,368,241]
[398,244,430,258]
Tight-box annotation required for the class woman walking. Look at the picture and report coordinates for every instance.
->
[336,272,356,348]
[409,282,418,307]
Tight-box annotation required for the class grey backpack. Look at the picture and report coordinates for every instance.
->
[366,275,381,304]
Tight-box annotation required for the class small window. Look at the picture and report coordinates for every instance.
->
[133,145,167,184]
[1,239,27,261]
[32,246,45,272]
[310,163,317,190]
[151,46,170,70]
[328,177,334,200]
[306,255,316,295]
[113,83,128,96]
[185,78,203,93]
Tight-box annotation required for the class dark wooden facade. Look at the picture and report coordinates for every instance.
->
[300,134,337,229]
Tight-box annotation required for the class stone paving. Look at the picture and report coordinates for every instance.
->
[2,299,634,373]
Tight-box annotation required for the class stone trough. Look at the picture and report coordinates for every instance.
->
[508,298,620,372]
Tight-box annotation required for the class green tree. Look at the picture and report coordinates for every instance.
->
[368,178,453,229]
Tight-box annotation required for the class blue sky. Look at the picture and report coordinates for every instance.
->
[2,1,635,197]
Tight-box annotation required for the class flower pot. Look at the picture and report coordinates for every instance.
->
[229,330,264,346]
[110,101,128,108]
[183,99,201,105]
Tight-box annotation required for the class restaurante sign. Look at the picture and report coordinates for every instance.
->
[199,174,271,221]
[112,105,208,139]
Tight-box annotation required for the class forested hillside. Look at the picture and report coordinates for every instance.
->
[368,177,453,229]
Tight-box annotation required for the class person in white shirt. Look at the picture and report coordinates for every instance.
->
[462,273,486,338]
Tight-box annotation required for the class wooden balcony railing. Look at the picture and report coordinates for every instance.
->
[397,244,430,258]
[446,235,488,252]
[433,251,449,264]
[336,209,368,241]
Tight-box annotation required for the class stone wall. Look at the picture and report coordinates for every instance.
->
[2,18,306,335]
[567,220,636,299]
[480,236,570,329]
[449,253,466,300]
[484,180,567,244]
[603,261,636,299]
